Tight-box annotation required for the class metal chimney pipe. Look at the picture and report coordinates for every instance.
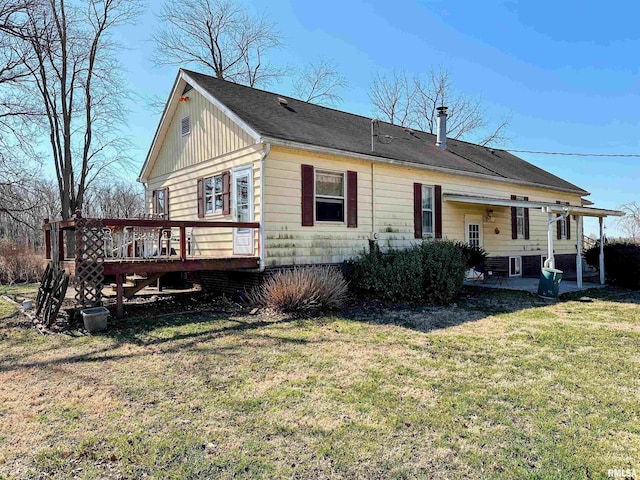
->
[436,106,448,150]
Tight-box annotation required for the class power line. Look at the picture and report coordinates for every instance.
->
[504,149,640,158]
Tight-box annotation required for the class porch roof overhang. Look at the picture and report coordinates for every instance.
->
[444,193,624,218]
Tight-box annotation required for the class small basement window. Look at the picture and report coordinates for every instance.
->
[315,170,344,222]
[181,115,191,137]
[510,256,522,277]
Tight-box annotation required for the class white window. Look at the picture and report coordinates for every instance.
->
[422,185,434,237]
[510,256,522,277]
[315,170,344,222]
[181,116,191,137]
[154,189,165,217]
[516,206,525,239]
[541,255,548,269]
[204,174,223,214]
[559,216,567,239]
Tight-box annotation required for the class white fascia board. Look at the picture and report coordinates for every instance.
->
[264,137,590,197]
[138,73,183,182]
[180,70,262,144]
[444,193,624,217]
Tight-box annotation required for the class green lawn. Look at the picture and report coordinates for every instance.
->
[0,287,638,479]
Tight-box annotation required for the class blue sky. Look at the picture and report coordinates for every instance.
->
[119,0,639,236]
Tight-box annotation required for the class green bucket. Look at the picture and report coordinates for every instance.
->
[538,268,563,298]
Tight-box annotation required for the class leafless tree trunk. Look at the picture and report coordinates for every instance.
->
[0,0,141,220]
[370,67,510,146]
[293,59,347,107]
[152,0,283,87]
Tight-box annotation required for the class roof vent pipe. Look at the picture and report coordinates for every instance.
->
[436,106,448,150]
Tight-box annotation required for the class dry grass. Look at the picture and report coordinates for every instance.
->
[0,288,638,479]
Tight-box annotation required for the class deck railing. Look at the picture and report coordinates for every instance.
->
[43,212,261,263]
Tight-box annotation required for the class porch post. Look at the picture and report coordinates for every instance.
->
[599,217,605,285]
[547,210,555,269]
[576,215,583,288]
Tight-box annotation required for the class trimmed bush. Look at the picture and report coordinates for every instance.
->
[0,240,46,284]
[585,241,640,289]
[250,266,349,313]
[350,240,468,304]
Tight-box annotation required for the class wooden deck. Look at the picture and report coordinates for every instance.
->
[43,212,262,318]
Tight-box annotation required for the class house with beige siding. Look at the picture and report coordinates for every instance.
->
[138,69,622,290]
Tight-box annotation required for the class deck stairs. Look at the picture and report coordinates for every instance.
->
[110,273,164,299]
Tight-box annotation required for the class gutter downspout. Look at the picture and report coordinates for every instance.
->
[259,142,270,271]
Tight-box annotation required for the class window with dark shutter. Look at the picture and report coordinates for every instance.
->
[222,170,231,215]
[197,178,204,218]
[347,171,357,228]
[511,195,527,239]
[315,170,345,222]
[434,185,442,239]
[301,165,314,226]
[414,183,423,239]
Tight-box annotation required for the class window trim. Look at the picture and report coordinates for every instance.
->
[515,206,526,239]
[559,216,567,239]
[181,115,191,137]
[314,168,346,224]
[422,184,435,238]
[153,188,166,218]
[509,256,522,277]
[203,174,224,216]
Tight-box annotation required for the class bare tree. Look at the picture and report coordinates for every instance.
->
[83,181,144,218]
[293,59,347,107]
[152,0,283,87]
[369,67,510,146]
[369,70,415,126]
[617,202,640,242]
[0,0,142,220]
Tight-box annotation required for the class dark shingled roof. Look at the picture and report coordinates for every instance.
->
[184,69,587,195]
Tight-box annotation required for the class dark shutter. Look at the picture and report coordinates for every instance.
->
[301,164,314,226]
[197,178,204,218]
[347,170,358,228]
[566,212,571,240]
[164,188,169,220]
[413,183,422,239]
[434,184,442,239]
[152,190,157,216]
[523,196,529,240]
[511,195,518,239]
[222,170,231,215]
[556,201,562,240]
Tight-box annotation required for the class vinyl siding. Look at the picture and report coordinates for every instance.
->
[148,88,254,179]
[264,145,582,266]
[146,145,262,259]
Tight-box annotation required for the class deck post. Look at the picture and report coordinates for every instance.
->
[180,226,186,260]
[115,273,124,319]
[576,215,583,288]
[546,210,555,269]
[599,217,605,285]
[44,219,51,259]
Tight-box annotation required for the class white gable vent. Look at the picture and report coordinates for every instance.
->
[181,115,191,137]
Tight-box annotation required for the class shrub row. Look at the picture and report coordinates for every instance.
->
[349,240,477,304]
[0,240,46,284]
[585,241,640,289]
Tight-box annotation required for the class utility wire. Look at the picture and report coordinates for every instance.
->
[504,149,640,158]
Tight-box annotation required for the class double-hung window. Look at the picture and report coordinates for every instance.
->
[422,185,434,237]
[516,206,526,239]
[315,170,345,222]
[204,174,223,215]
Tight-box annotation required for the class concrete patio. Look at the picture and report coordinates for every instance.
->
[464,276,606,295]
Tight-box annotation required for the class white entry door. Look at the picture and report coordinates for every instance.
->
[465,215,483,278]
[232,167,254,255]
